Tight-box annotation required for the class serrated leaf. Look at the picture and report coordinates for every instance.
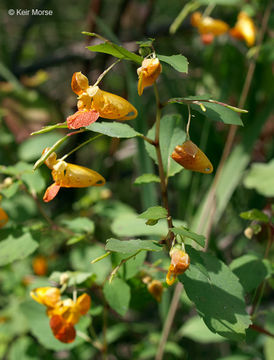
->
[168,97,244,126]
[105,238,161,253]
[180,246,251,340]
[87,42,142,64]
[145,114,185,177]
[230,254,272,293]
[134,173,160,185]
[157,54,188,73]
[87,121,141,138]
[0,233,38,266]
[60,217,95,233]
[139,206,167,221]
[243,159,274,197]
[171,227,205,247]
[240,209,269,223]
[103,278,130,316]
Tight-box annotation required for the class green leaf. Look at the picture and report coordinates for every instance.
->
[178,316,226,343]
[70,245,112,284]
[21,170,45,194]
[0,182,20,198]
[103,278,131,316]
[105,238,161,254]
[230,254,272,293]
[157,54,188,73]
[138,206,167,222]
[240,209,269,223]
[168,97,244,125]
[18,132,63,162]
[87,121,141,138]
[200,0,239,4]
[243,159,274,197]
[145,114,185,177]
[8,336,38,360]
[180,246,251,340]
[0,233,38,266]
[87,42,142,64]
[134,173,160,185]
[111,213,186,237]
[123,251,147,280]
[60,217,95,233]
[171,227,205,247]
[20,301,90,351]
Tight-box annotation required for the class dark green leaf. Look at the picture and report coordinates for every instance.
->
[103,278,131,316]
[134,173,160,185]
[230,254,272,292]
[180,246,251,340]
[240,209,269,223]
[87,121,141,138]
[171,227,205,247]
[87,43,142,64]
[157,54,188,73]
[105,238,162,253]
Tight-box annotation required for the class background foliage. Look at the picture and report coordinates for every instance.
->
[0,0,273,359]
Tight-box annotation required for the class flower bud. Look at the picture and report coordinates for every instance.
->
[71,72,89,95]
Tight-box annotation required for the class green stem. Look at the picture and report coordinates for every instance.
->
[60,133,103,160]
[153,84,174,247]
[109,250,142,283]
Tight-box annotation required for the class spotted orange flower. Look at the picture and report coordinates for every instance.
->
[230,12,256,47]
[31,287,91,343]
[191,12,229,44]
[137,58,162,96]
[67,72,138,129]
[171,140,213,174]
[42,149,105,202]
[166,248,190,286]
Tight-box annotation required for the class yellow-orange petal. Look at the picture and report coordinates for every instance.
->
[166,265,177,286]
[147,280,163,302]
[230,12,256,47]
[137,71,144,96]
[171,140,213,174]
[52,163,105,188]
[71,72,89,95]
[92,89,138,121]
[67,109,100,129]
[30,287,61,308]
[32,255,48,276]
[198,17,229,36]
[170,249,190,275]
[43,183,61,202]
[0,208,9,228]
[50,315,76,343]
[76,293,91,315]
[43,149,57,170]
[191,12,202,27]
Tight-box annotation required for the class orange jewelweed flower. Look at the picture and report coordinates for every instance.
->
[42,149,105,202]
[67,72,138,129]
[137,58,162,96]
[0,207,8,228]
[166,248,190,286]
[31,287,91,343]
[191,12,229,44]
[32,255,48,276]
[171,140,213,174]
[147,279,164,302]
[230,12,256,47]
